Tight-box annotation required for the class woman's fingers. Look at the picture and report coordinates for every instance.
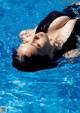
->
[19,30,29,38]
[19,29,35,40]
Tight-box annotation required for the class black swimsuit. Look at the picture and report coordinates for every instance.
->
[36,11,65,33]
[36,3,80,33]
[36,3,80,58]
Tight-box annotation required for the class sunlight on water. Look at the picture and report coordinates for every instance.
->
[0,0,80,113]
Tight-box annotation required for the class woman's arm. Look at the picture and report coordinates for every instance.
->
[63,49,80,58]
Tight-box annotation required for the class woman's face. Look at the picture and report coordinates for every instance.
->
[17,32,51,58]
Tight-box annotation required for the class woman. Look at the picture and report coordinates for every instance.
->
[12,2,80,71]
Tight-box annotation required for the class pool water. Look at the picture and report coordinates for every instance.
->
[0,0,80,113]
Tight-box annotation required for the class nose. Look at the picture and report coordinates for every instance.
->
[29,34,39,44]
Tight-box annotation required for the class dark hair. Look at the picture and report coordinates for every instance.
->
[12,49,54,72]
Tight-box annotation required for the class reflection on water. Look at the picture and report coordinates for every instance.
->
[0,0,80,113]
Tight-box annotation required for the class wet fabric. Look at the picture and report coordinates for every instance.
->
[36,11,65,33]
[36,3,80,33]
[35,3,80,58]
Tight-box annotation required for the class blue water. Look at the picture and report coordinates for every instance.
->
[0,0,80,113]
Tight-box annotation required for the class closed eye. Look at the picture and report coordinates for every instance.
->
[34,36,40,40]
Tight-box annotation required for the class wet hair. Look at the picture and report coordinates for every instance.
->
[12,49,55,72]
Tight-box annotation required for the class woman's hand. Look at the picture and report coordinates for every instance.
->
[19,29,34,40]
[19,27,37,40]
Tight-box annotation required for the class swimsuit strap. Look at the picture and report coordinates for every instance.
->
[73,19,80,36]
[62,32,77,53]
